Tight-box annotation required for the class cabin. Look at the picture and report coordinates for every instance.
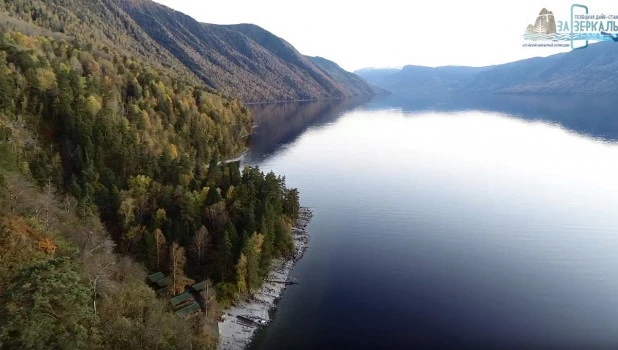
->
[170,291,201,317]
[147,273,212,318]
[147,272,165,284]
[191,280,207,293]
[170,291,196,309]
[175,302,201,317]
[147,272,171,297]
[170,280,213,318]
[190,280,208,302]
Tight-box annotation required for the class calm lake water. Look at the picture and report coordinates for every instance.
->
[244,94,618,350]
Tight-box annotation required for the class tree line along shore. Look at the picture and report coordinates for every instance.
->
[0,28,303,349]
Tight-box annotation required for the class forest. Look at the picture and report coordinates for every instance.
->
[0,23,300,349]
[0,0,375,102]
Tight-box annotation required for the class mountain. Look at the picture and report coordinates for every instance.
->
[354,67,400,88]
[357,41,618,95]
[0,4,308,349]
[357,65,491,94]
[0,0,374,102]
[466,41,618,94]
[308,56,383,96]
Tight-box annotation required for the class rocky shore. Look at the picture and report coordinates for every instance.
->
[217,207,313,350]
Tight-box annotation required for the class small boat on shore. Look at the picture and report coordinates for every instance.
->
[265,278,298,285]
[236,314,269,327]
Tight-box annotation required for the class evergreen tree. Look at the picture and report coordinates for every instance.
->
[0,258,100,349]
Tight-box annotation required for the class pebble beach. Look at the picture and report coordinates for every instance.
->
[217,207,313,350]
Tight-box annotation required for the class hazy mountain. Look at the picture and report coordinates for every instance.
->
[357,41,618,95]
[0,0,374,102]
[466,41,618,94]
[357,65,490,94]
[308,57,383,96]
[354,68,400,87]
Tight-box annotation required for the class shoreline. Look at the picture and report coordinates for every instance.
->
[217,207,313,350]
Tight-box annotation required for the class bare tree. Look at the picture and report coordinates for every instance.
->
[192,225,210,266]
[6,181,23,214]
[154,228,166,270]
[82,230,116,314]
[85,254,115,315]
[169,242,186,294]
[42,178,54,232]
[64,193,77,214]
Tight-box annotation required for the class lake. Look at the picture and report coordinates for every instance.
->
[244,94,618,350]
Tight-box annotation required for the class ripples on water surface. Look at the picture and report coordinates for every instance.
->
[245,95,618,350]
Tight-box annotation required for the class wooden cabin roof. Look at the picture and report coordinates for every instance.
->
[175,302,201,317]
[170,292,195,307]
[192,281,207,292]
[155,277,171,287]
[147,272,166,283]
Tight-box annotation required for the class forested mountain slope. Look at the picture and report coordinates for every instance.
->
[0,0,374,101]
[308,56,382,96]
[0,15,300,350]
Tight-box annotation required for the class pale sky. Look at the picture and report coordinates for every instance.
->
[153,0,615,71]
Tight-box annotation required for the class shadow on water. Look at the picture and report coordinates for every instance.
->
[246,97,371,163]
[365,93,618,141]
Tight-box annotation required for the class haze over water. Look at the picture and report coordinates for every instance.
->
[244,95,618,349]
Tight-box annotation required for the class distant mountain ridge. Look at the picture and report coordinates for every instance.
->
[308,56,381,96]
[0,0,375,102]
[357,41,618,95]
[357,65,493,94]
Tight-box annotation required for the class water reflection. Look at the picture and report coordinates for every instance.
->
[247,97,370,162]
[249,94,618,165]
[365,94,618,141]
[246,95,618,350]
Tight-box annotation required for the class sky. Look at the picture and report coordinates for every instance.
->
[152,0,616,71]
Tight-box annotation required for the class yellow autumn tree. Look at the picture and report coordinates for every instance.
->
[169,242,187,294]
[36,68,57,91]
[236,253,248,295]
[85,95,102,117]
